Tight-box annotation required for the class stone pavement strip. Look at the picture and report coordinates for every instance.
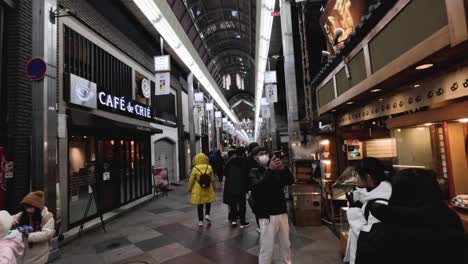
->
[53,184,342,264]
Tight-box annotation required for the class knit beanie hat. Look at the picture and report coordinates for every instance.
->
[0,210,13,239]
[251,146,269,157]
[21,191,45,209]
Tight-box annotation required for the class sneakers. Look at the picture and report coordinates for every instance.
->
[240,222,250,229]
[256,227,261,233]
[205,215,212,224]
[231,221,237,227]
[198,221,204,227]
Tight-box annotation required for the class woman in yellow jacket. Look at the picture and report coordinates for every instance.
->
[188,153,216,227]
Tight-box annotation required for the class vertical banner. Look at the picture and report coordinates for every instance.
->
[215,117,222,128]
[155,72,171,95]
[194,105,204,117]
[194,92,204,107]
[264,71,277,84]
[265,84,278,103]
[262,106,271,118]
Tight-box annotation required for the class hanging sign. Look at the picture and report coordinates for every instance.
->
[262,106,271,118]
[265,84,278,103]
[69,74,97,109]
[223,123,228,130]
[261,97,269,106]
[206,103,214,111]
[194,92,204,107]
[264,71,277,84]
[154,55,171,72]
[155,72,171,95]
[215,118,222,128]
[140,78,151,98]
[26,57,47,81]
[194,105,205,117]
[222,117,228,123]
[215,111,222,118]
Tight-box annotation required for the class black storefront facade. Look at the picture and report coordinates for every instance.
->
[58,19,161,229]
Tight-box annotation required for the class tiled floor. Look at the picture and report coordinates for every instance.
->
[54,183,342,264]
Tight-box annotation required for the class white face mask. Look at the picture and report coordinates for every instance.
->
[257,155,270,166]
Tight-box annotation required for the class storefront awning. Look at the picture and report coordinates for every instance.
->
[68,108,163,135]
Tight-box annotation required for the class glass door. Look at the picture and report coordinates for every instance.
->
[96,139,120,212]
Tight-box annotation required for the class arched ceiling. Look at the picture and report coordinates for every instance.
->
[167,0,256,120]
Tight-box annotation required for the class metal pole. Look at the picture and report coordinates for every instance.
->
[280,0,301,160]
[176,76,187,180]
[188,73,196,159]
[32,0,57,214]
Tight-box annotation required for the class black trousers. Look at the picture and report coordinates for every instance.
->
[197,203,211,221]
[228,195,247,223]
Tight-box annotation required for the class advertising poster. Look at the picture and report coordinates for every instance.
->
[155,72,171,95]
[194,92,204,107]
[265,84,278,103]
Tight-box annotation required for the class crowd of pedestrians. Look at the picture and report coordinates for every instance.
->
[188,147,468,264]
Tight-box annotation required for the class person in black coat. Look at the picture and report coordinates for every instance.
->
[223,148,249,227]
[369,168,468,264]
[211,150,225,182]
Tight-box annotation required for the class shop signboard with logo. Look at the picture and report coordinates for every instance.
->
[140,78,151,98]
[67,74,153,121]
[69,74,97,109]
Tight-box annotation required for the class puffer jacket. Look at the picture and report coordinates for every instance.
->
[188,153,216,205]
[14,207,55,264]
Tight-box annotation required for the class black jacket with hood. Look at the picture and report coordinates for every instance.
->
[223,156,248,204]
[248,165,294,219]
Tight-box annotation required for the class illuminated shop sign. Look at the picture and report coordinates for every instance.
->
[68,74,152,121]
[98,92,152,119]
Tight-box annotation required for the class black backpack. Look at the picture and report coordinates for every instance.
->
[194,166,211,189]
[355,198,389,264]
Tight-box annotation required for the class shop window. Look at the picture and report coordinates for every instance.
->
[391,127,434,170]
[63,26,132,99]
[68,136,97,225]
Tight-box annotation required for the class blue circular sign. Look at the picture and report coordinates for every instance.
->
[26,57,47,81]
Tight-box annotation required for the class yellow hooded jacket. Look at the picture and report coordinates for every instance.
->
[188,153,216,205]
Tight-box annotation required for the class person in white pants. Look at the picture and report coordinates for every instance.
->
[248,146,294,264]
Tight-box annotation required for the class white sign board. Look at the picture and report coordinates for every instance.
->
[265,84,278,103]
[155,72,171,95]
[215,111,222,118]
[194,92,204,107]
[70,74,97,109]
[262,106,270,118]
[141,78,151,98]
[264,71,277,84]
[154,55,171,72]
[261,97,269,106]
[215,117,222,128]
[222,117,228,123]
[206,103,214,111]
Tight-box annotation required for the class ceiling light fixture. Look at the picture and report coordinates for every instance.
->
[253,0,275,141]
[413,84,420,88]
[457,118,468,123]
[415,63,434,70]
[346,102,354,105]
[134,0,239,124]
[379,98,384,101]
[424,123,433,127]
[371,89,382,93]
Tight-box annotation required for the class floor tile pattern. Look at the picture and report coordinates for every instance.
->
[54,183,342,263]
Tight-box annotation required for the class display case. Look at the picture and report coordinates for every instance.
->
[290,184,322,226]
